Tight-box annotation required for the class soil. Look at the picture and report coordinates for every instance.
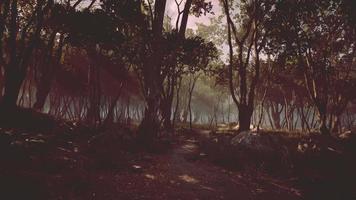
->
[0,129,303,200]
[84,134,302,200]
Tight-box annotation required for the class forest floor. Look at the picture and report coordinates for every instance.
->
[0,125,303,200]
[0,110,354,200]
[111,133,302,200]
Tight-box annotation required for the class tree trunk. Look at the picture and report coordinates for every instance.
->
[271,103,282,129]
[1,66,25,109]
[160,75,175,131]
[238,104,253,132]
[178,0,193,38]
[138,96,160,142]
[33,77,52,110]
[188,75,198,130]
[138,0,167,143]
[172,77,182,129]
[317,102,330,135]
[86,61,101,127]
[162,103,172,131]
[34,33,64,110]
[319,118,329,135]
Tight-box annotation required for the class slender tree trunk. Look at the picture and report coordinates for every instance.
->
[188,75,198,130]
[172,77,182,129]
[271,102,282,129]
[162,103,172,131]
[317,102,330,135]
[178,0,193,38]
[257,89,267,131]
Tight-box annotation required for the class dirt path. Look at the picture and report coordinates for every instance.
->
[0,129,303,200]
[2,128,354,199]
[111,135,303,200]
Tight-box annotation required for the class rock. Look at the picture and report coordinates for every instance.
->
[229,131,291,170]
[230,131,277,153]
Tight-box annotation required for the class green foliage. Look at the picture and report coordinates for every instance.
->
[64,10,122,47]
[160,32,218,78]
[191,0,214,17]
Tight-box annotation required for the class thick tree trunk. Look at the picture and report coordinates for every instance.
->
[138,46,162,140]
[1,66,25,109]
[138,96,160,142]
[138,0,167,142]
[138,56,162,141]
[238,104,253,132]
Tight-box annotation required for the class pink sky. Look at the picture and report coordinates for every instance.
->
[165,0,222,29]
[81,0,221,29]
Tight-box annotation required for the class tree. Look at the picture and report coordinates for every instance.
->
[267,0,356,134]
[134,0,168,141]
[222,0,274,132]
[0,0,54,109]
[133,0,214,140]
[33,1,97,111]
[159,33,217,131]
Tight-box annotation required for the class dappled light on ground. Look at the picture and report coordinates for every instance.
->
[144,174,156,180]
[181,143,197,153]
[178,174,199,184]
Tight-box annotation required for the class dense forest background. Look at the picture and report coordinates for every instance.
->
[0,0,355,136]
[0,0,356,199]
